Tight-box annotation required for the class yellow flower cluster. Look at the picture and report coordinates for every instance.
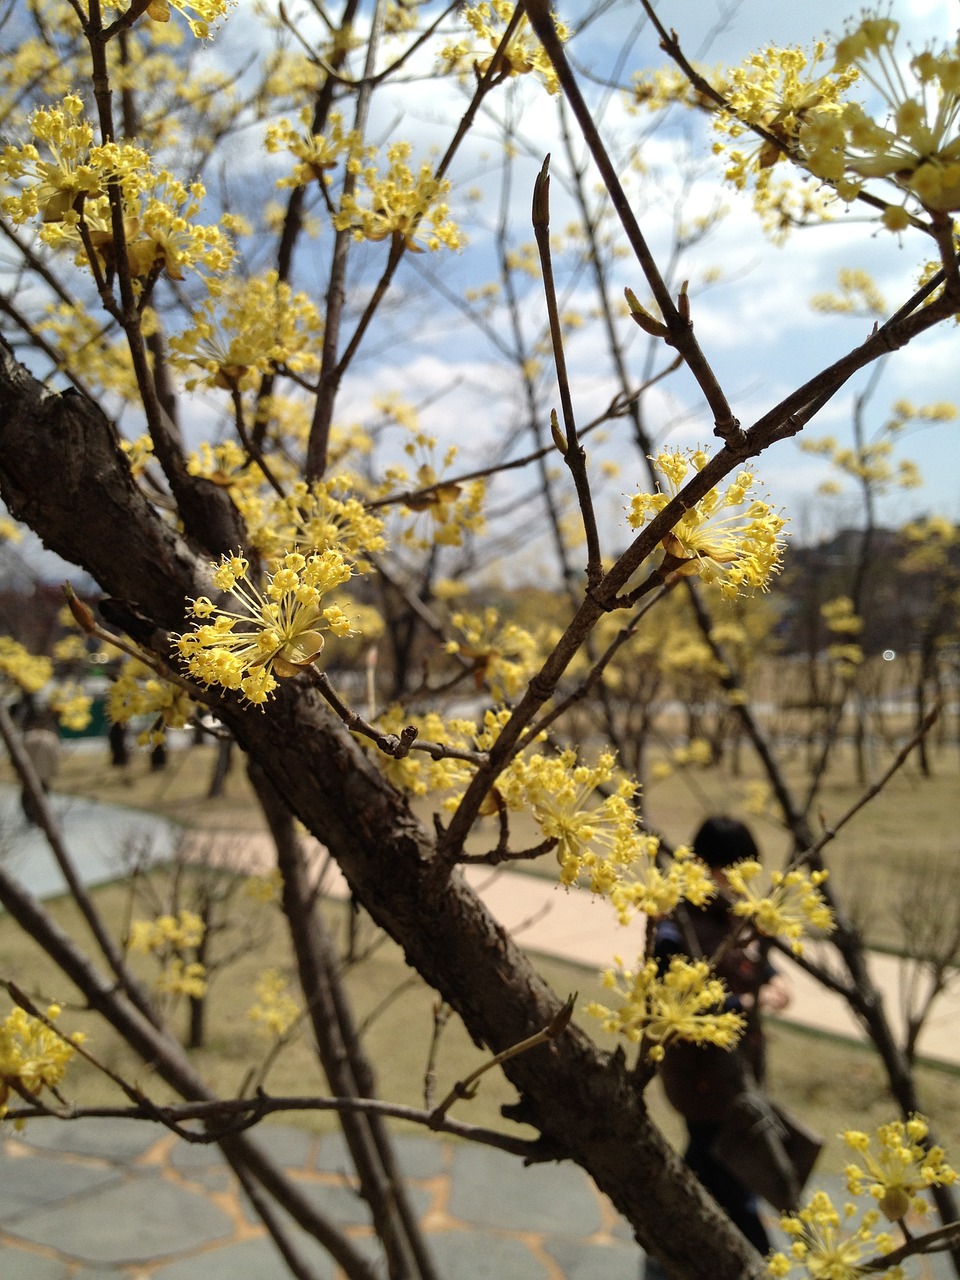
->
[107,658,195,747]
[243,868,284,906]
[155,958,208,998]
[821,597,864,636]
[440,0,570,96]
[264,109,363,189]
[609,842,716,926]
[115,175,235,283]
[47,683,93,733]
[628,449,786,599]
[630,64,725,115]
[187,439,274,496]
[0,97,234,283]
[843,1116,957,1223]
[129,909,206,954]
[255,479,387,570]
[900,514,958,573]
[38,304,139,400]
[717,14,960,223]
[768,1190,896,1280]
[247,969,301,1038]
[366,706,476,798]
[334,142,462,253]
[0,1004,82,1118]
[827,643,864,676]
[385,430,486,550]
[445,608,542,702]
[177,550,355,707]
[0,95,126,225]
[801,434,922,494]
[169,270,323,391]
[497,749,642,892]
[817,16,960,215]
[714,42,857,190]
[587,956,745,1058]
[142,0,233,41]
[0,637,53,693]
[725,860,833,954]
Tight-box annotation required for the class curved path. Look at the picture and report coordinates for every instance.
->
[0,791,956,1278]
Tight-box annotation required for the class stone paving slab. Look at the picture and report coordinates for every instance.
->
[153,1236,336,1280]
[15,1116,159,1162]
[0,1246,68,1280]
[3,1126,959,1280]
[448,1143,605,1236]
[7,1169,235,1266]
[0,1146,122,1221]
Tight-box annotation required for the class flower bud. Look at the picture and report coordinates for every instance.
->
[624,288,669,337]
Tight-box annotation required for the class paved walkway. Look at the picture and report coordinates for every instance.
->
[186,829,960,1069]
[1,787,958,1278]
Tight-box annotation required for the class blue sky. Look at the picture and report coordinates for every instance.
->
[8,0,959,585]
[300,0,960,558]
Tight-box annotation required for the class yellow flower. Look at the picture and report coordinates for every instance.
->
[828,643,864,675]
[255,479,386,571]
[248,969,301,1038]
[143,0,233,40]
[725,860,834,954]
[169,271,323,390]
[587,956,745,1054]
[440,0,571,96]
[47,683,93,733]
[819,16,960,212]
[610,843,716,925]
[628,449,786,598]
[0,1004,83,1117]
[714,40,855,185]
[842,1115,957,1222]
[387,430,486,550]
[0,637,53,693]
[499,750,643,893]
[244,868,284,906]
[264,110,363,188]
[821,597,863,635]
[108,658,195,746]
[445,608,542,702]
[156,959,207,999]
[0,96,115,224]
[362,706,476,798]
[129,909,206,954]
[334,141,462,252]
[177,550,354,707]
[774,1190,896,1280]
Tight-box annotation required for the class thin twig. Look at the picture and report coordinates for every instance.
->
[428,993,576,1124]
[310,670,488,765]
[532,156,603,586]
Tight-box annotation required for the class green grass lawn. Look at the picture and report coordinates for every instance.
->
[3,734,959,1180]
[1,868,959,1173]
[37,734,960,951]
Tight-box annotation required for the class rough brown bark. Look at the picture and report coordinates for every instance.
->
[0,339,766,1279]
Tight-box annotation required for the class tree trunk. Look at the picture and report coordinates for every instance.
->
[0,282,769,1280]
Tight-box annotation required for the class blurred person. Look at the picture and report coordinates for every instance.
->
[641,817,790,1279]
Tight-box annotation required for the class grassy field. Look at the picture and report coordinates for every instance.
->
[2,733,959,1176]
[38,732,960,950]
[2,870,958,1171]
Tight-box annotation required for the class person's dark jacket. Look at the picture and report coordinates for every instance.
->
[654,898,775,1124]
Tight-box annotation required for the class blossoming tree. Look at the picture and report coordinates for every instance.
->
[1,2,960,1279]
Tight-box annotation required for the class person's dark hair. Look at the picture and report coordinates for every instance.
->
[692,816,759,868]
